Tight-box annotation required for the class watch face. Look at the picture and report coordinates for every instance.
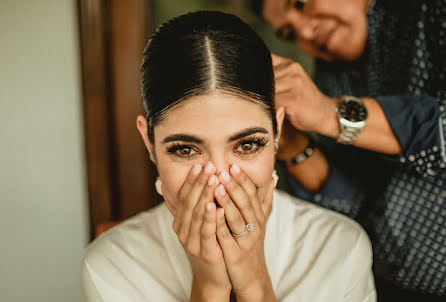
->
[338,99,368,122]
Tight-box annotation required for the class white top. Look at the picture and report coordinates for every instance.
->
[83,190,376,301]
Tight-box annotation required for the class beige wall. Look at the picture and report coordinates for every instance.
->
[0,0,89,301]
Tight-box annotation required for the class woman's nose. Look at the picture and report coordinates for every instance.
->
[289,13,318,42]
[208,153,231,175]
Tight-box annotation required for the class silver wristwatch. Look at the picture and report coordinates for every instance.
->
[336,96,368,144]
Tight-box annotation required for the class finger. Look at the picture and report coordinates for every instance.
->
[188,175,220,252]
[229,164,264,222]
[219,171,258,229]
[216,208,238,255]
[200,202,220,256]
[275,77,298,95]
[271,53,288,66]
[177,164,203,202]
[177,162,216,244]
[214,184,246,235]
[273,61,293,75]
[274,62,305,83]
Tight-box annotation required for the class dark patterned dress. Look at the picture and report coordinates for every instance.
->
[286,0,446,299]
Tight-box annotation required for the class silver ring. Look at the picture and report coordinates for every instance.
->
[232,223,255,237]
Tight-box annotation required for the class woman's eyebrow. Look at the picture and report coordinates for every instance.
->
[162,134,203,144]
[228,127,269,142]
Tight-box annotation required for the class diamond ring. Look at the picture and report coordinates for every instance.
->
[232,223,255,237]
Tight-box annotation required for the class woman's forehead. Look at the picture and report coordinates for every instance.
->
[154,92,273,141]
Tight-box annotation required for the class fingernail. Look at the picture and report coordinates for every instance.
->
[218,208,225,217]
[206,202,213,211]
[208,175,216,186]
[231,163,240,175]
[192,164,202,176]
[218,184,226,196]
[204,162,215,174]
[220,171,231,183]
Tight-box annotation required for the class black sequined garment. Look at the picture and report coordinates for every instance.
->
[287,0,446,297]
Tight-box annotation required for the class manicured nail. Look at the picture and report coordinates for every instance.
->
[220,171,231,183]
[231,163,240,175]
[208,175,216,186]
[218,184,226,196]
[204,162,215,174]
[206,202,213,211]
[192,164,202,176]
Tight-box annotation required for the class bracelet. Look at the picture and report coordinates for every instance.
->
[279,139,315,166]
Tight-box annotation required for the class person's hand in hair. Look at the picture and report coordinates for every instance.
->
[272,53,336,134]
[214,164,277,302]
[170,162,232,301]
[272,53,401,154]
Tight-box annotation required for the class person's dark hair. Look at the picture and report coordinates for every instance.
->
[250,0,264,18]
[141,11,275,142]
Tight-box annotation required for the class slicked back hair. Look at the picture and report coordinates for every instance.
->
[141,11,276,141]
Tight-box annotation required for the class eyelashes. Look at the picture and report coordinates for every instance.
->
[234,136,268,155]
[166,143,198,158]
[165,136,269,159]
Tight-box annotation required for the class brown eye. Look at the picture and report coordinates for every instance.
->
[294,0,307,10]
[239,142,256,152]
[176,147,196,156]
[167,144,199,158]
[277,26,297,42]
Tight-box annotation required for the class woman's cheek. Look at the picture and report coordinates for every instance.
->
[239,156,275,199]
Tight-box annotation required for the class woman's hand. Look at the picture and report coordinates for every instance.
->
[272,53,337,135]
[170,162,232,301]
[214,164,277,302]
[272,53,402,154]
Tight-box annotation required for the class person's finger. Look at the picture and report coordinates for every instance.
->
[271,53,288,66]
[177,162,215,244]
[275,76,299,95]
[218,171,258,230]
[177,164,203,202]
[215,208,238,254]
[214,184,246,235]
[200,202,220,256]
[273,61,293,75]
[274,61,305,82]
[174,164,203,231]
[229,164,264,222]
[188,174,220,253]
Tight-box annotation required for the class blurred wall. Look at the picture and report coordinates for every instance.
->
[0,0,89,301]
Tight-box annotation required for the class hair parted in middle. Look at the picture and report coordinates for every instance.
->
[141,11,276,141]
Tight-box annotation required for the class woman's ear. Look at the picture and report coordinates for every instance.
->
[275,106,285,142]
[136,115,153,155]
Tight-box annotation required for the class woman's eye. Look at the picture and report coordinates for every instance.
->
[238,142,257,152]
[167,145,199,158]
[176,147,196,156]
[294,0,307,10]
[278,26,297,42]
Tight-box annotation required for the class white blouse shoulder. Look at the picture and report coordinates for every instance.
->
[83,189,376,301]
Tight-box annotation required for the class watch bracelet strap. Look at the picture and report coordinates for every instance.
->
[279,138,315,166]
[337,124,361,144]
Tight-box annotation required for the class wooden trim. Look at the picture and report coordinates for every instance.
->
[78,0,115,239]
[78,0,155,240]
[109,0,156,219]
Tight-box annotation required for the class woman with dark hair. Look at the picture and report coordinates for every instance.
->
[254,0,446,300]
[82,11,376,301]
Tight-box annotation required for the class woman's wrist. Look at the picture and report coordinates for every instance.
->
[190,280,231,302]
[234,279,276,302]
[277,131,311,162]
